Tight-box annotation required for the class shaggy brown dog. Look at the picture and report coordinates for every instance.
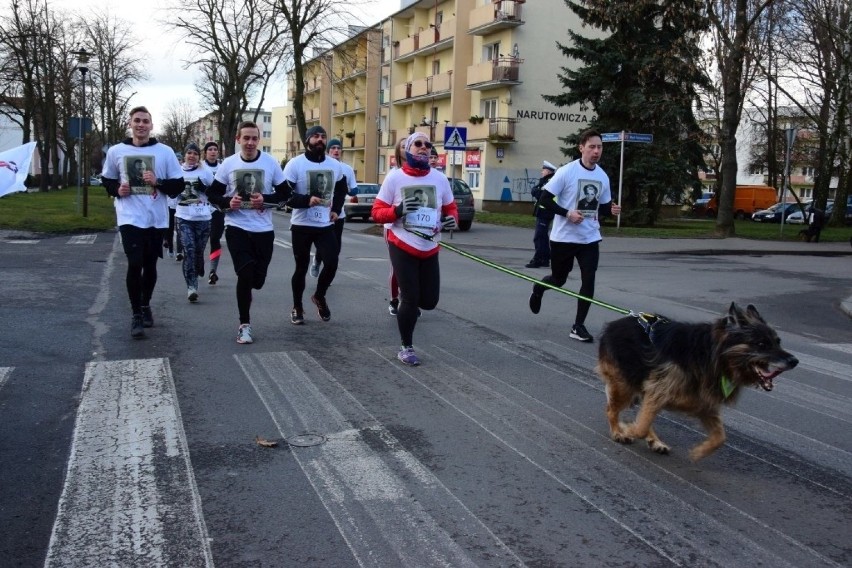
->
[596,303,799,461]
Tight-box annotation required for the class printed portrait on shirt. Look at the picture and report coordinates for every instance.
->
[309,170,334,206]
[403,184,437,210]
[124,156,155,191]
[576,180,601,218]
[235,170,264,200]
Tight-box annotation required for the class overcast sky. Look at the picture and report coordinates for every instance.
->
[64,0,401,125]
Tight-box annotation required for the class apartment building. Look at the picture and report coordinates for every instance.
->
[283,0,602,209]
[189,109,273,156]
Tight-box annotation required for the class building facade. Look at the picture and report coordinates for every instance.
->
[283,0,602,209]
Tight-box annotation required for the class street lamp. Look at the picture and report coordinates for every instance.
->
[71,48,90,217]
[780,124,797,235]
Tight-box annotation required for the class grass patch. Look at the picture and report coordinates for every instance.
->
[0,186,116,233]
[477,210,852,242]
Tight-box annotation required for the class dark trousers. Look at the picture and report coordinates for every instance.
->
[532,218,551,263]
[388,244,440,347]
[291,228,339,307]
[534,240,600,325]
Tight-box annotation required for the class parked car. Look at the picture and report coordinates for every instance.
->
[343,183,380,221]
[751,202,803,223]
[449,177,475,231]
[691,198,712,217]
[787,200,838,224]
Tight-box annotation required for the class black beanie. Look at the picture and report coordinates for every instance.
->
[304,125,327,143]
[202,141,218,152]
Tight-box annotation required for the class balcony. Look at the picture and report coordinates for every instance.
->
[332,100,365,117]
[466,57,523,90]
[379,129,398,147]
[468,0,525,35]
[393,72,452,104]
[343,133,366,149]
[334,65,367,83]
[305,77,322,94]
[394,18,456,63]
[467,118,518,143]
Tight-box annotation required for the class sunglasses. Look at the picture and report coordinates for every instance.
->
[413,140,433,149]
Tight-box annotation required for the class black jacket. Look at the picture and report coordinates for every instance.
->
[531,173,555,220]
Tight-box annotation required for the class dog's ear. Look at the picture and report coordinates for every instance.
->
[744,304,765,323]
[726,302,745,326]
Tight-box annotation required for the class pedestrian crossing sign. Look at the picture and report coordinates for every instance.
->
[444,126,467,150]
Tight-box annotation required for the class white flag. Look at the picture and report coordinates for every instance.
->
[0,142,37,198]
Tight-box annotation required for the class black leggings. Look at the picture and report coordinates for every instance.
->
[120,225,163,313]
[291,228,338,307]
[315,218,345,264]
[537,241,600,325]
[209,209,224,258]
[388,243,440,347]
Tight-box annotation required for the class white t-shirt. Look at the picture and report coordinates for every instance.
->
[102,141,184,228]
[175,163,215,222]
[336,160,358,220]
[544,159,611,244]
[376,167,453,253]
[214,151,286,233]
[283,154,344,228]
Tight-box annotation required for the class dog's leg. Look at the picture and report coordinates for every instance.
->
[624,393,664,450]
[645,426,670,455]
[604,382,634,444]
[689,413,726,461]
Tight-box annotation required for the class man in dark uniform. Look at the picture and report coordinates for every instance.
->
[525,161,556,268]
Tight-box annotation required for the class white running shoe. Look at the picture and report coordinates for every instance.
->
[236,323,253,344]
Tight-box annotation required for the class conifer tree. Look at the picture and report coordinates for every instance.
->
[545,0,710,224]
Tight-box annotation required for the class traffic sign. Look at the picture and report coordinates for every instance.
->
[601,132,622,143]
[444,126,467,150]
[626,133,653,143]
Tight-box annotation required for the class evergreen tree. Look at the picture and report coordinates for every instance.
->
[545,0,711,224]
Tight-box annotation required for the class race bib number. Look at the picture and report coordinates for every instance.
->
[403,207,437,231]
[309,205,331,224]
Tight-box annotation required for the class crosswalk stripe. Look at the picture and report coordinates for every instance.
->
[66,234,97,245]
[0,367,11,391]
[237,351,523,567]
[45,359,213,568]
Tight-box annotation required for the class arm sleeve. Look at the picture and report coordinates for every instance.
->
[540,190,568,217]
[598,202,614,217]
[371,197,398,224]
[206,179,230,209]
[263,181,292,206]
[160,178,185,199]
[285,180,312,209]
[102,177,120,197]
[441,200,459,221]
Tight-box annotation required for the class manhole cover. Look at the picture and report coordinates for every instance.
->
[287,433,326,447]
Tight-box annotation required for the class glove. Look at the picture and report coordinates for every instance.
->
[395,196,421,217]
[441,215,458,231]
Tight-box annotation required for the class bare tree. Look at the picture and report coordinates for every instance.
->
[166,0,289,155]
[706,0,777,236]
[159,98,198,151]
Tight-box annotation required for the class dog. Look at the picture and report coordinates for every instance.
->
[596,303,799,461]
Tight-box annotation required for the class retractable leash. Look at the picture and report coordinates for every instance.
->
[403,227,637,316]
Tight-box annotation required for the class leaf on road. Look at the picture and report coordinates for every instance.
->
[255,435,278,448]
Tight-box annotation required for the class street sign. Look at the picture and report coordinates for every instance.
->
[601,132,622,143]
[626,133,653,143]
[444,126,467,150]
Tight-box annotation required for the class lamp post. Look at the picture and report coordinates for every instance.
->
[71,48,90,217]
[779,124,797,236]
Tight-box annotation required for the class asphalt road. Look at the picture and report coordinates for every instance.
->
[1,218,850,567]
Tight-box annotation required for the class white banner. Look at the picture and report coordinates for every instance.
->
[0,142,36,198]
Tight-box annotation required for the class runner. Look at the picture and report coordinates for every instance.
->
[202,142,223,285]
[282,125,348,324]
[310,137,357,278]
[206,121,290,344]
[174,143,215,303]
[370,132,458,365]
[100,106,185,338]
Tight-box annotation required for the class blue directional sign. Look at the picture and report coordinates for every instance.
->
[444,126,467,150]
[601,132,622,143]
[626,133,653,143]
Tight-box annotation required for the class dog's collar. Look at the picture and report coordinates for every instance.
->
[720,375,735,399]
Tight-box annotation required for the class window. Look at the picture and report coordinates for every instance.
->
[378,156,386,174]
[482,98,498,119]
[432,59,441,75]
[263,115,271,123]
[435,11,443,26]
[262,146,270,152]
[263,130,271,138]
[483,42,500,63]
[801,167,814,177]
[430,107,438,125]
[467,171,480,188]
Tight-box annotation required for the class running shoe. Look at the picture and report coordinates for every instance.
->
[309,255,320,278]
[131,314,145,338]
[141,306,154,328]
[187,287,198,303]
[529,285,544,314]
[397,347,421,366]
[569,324,594,343]
[311,295,331,321]
[290,307,305,325]
[388,298,399,316]
[236,323,253,344]
[176,252,184,261]
[208,271,218,285]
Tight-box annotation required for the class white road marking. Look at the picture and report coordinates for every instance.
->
[237,351,523,568]
[0,367,11,391]
[794,352,852,382]
[44,358,213,568]
[66,234,97,245]
[273,237,291,249]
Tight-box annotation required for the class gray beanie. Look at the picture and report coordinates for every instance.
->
[185,142,201,154]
